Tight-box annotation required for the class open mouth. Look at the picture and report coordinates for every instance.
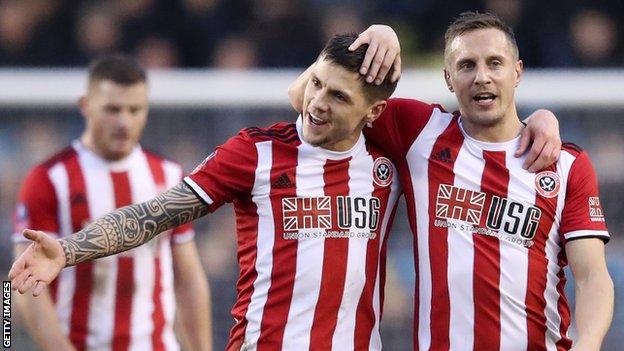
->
[308,112,328,126]
[473,93,497,104]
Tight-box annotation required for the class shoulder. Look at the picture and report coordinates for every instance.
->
[561,141,584,157]
[241,122,300,145]
[38,146,77,170]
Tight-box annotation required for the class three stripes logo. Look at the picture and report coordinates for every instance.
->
[431,147,454,163]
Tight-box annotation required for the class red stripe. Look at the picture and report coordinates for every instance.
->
[256,143,299,350]
[354,149,397,349]
[145,153,166,188]
[526,165,559,350]
[554,259,572,351]
[144,155,168,350]
[309,158,351,349]
[225,142,262,350]
[426,118,464,350]
[64,154,92,351]
[473,151,507,350]
[110,171,134,351]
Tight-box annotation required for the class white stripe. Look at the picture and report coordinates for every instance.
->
[48,162,74,334]
[446,143,479,350]
[331,153,375,351]
[281,143,327,350]
[184,176,214,204]
[498,152,531,351]
[73,149,117,350]
[408,108,454,349]
[242,141,273,350]
[370,170,401,350]
[160,239,180,351]
[128,154,158,351]
[563,229,610,241]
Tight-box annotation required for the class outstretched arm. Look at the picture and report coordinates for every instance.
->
[9,181,208,296]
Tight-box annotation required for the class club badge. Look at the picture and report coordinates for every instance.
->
[535,171,560,198]
[373,157,393,187]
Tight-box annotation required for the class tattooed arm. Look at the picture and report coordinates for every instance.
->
[9,182,208,296]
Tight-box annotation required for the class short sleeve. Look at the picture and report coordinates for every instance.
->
[363,98,438,160]
[184,131,258,213]
[560,151,609,243]
[13,166,59,243]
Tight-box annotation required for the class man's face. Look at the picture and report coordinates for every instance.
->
[302,58,382,151]
[80,80,148,160]
[444,28,523,128]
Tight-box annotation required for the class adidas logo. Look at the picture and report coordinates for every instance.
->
[272,173,295,189]
[432,148,453,163]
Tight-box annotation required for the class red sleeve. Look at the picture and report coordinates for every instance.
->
[363,98,438,160]
[560,151,609,243]
[184,131,258,213]
[13,166,59,242]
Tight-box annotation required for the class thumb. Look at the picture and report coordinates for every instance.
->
[22,229,44,243]
[515,127,531,157]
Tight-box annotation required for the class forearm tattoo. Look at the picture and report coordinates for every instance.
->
[60,181,208,266]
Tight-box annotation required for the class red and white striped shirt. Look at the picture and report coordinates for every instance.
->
[185,116,401,350]
[13,141,194,351]
[366,98,610,351]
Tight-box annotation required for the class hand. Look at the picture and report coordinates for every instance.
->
[349,24,401,85]
[9,229,66,296]
[515,109,561,172]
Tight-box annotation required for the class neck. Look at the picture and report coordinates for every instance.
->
[461,113,523,143]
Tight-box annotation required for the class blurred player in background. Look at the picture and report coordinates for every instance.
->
[12,55,212,351]
[291,14,614,351]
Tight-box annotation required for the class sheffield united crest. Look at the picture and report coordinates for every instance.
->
[535,171,561,198]
[373,157,393,187]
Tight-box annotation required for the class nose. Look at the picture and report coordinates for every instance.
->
[474,64,491,85]
[309,91,329,114]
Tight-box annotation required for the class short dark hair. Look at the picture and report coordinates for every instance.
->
[88,54,146,86]
[319,33,397,102]
[444,11,519,61]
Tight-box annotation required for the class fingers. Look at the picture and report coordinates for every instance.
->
[33,281,47,297]
[349,32,369,53]
[8,256,25,280]
[374,48,398,85]
[515,127,531,157]
[361,40,379,78]
[23,228,44,242]
[11,268,31,293]
[367,49,389,84]
[19,275,37,295]
[391,55,402,82]
[522,135,545,171]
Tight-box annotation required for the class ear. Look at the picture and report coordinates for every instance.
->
[514,59,524,87]
[443,69,454,92]
[365,100,387,125]
[78,95,89,119]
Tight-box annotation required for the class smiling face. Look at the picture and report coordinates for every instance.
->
[80,80,149,160]
[302,57,386,151]
[444,27,523,132]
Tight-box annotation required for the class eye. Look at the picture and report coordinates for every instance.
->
[312,78,321,87]
[459,61,474,70]
[333,92,347,102]
[491,60,503,67]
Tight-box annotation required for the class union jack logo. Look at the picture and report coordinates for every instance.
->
[436,184,485,224]
[282,197,332,230]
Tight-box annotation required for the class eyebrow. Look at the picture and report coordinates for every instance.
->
[311,73,354,103]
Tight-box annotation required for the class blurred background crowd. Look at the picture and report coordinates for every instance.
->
[1,0,623,350]
[1,0,623,68]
